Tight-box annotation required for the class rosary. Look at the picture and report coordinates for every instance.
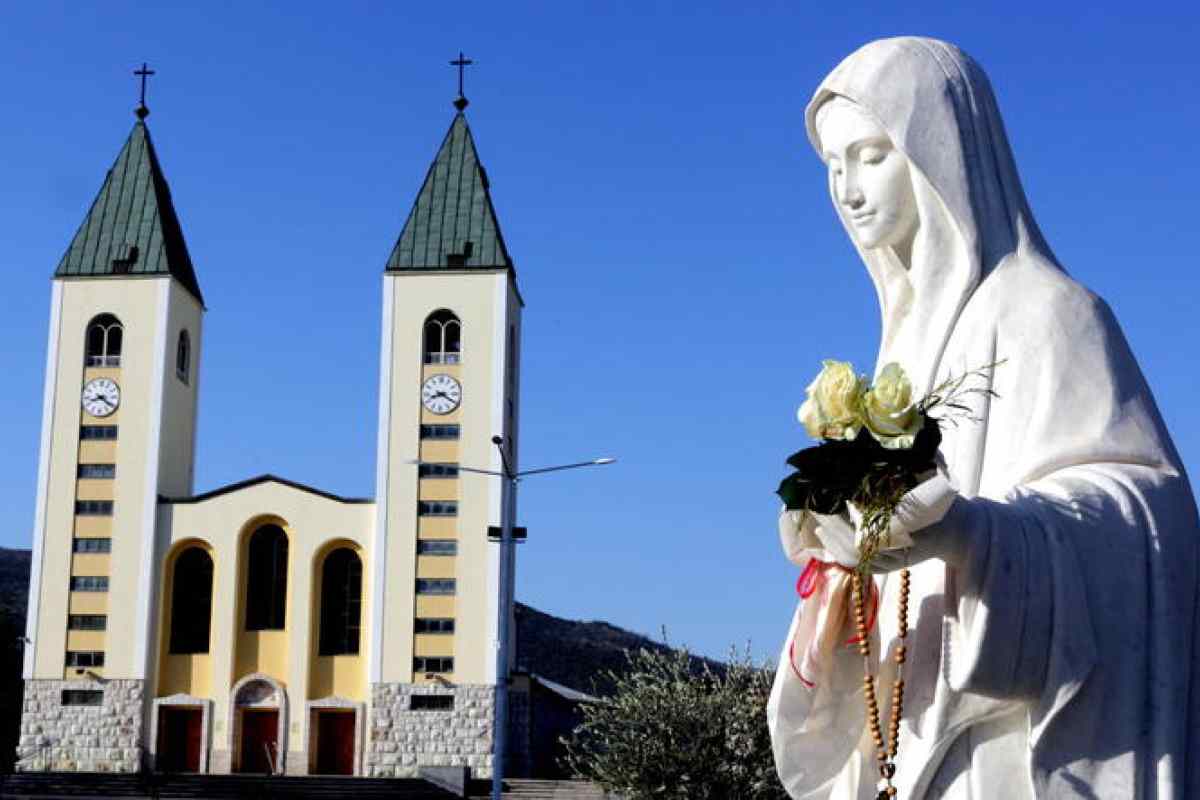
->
[852,568,910,800]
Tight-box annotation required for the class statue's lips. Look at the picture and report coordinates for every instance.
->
[851,211,876,224]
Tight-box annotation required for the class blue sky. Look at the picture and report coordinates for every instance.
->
[1,2,1197,662]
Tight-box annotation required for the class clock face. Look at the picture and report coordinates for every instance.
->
[82,378,120,418]
[421,374,462,415]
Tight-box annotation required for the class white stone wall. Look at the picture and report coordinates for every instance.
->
[366,683,494,777]
[15,679,144,772]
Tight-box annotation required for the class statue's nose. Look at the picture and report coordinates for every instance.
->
[838,171,865,209]
[841,186,865,210]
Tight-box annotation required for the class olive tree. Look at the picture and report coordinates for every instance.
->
[562,645,788,800]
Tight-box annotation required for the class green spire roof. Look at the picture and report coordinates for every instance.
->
[386,112,512,271]
[55,121,203,304]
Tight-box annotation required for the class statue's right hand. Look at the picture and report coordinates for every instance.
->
[809,511,861,568]
[778,506,818,566]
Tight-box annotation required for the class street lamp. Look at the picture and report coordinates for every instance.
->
[409,435,615,800]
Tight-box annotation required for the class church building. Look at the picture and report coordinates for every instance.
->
[18,83,528,778]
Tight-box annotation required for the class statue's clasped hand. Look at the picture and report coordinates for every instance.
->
[783,471,968,573]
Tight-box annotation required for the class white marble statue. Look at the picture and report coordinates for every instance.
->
[767,37,1200,799]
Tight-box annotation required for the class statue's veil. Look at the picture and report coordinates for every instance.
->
[804,37,1059,394]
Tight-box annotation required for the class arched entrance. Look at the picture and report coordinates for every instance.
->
[230,674,287,774]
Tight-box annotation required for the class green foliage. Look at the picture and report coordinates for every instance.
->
[562,644,787,800]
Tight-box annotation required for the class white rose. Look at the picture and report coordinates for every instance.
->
[863,362,922,449]
[797,360,866,440]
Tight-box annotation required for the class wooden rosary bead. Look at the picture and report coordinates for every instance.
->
[858,566,910,797]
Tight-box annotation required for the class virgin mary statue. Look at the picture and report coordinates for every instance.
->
[767,38,1200,799]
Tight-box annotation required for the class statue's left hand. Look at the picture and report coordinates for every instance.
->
[869,474,966,574]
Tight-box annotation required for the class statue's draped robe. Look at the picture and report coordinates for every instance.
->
[767,38,1200,799]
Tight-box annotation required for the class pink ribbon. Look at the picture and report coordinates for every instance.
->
[788,559,878,688]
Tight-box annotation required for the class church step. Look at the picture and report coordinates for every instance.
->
[0,773,459,799]
[472,779,614,799]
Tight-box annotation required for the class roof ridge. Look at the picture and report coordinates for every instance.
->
[160,473,373,505]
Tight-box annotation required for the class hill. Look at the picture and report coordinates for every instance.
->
[514,602,712,697]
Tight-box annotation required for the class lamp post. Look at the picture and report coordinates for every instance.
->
[410,436,615,800]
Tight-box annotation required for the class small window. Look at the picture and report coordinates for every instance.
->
[418,462,459,479]
[68,615,107,631]
[70,576,109,592]
[72,538,111,553]
[75,500,113,516]
[85,314,123,367]
[416,540,457,556]
[415,579,456,595]
[80,425,119,440]
[419,424,460,440]
[61,690,104,706]
[176,330,191,384]
[110,244,138,273]
[415,617,455,634]
[410,694,455,710]
[417,501,458,517]
[413,656,454,674]
[65,651,105,668]
[423,310,462,365]
[78,464,116,479]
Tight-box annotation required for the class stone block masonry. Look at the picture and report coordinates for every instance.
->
[366,683,496,778]
[15,679,145,773]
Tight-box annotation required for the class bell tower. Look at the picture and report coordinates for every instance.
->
[368,102,523,776]
[20,101,204,772]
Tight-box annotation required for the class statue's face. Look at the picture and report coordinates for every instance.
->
[816,98,919,252]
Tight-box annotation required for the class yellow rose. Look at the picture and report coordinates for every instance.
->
[798,360,866,440]
[863,362,922,449]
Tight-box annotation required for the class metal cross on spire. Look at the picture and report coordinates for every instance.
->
[450,51,474,111]
[134,62,155,120]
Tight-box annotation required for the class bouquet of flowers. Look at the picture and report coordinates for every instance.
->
[777,360,996,571]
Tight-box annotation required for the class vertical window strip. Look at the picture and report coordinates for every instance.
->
[74,500,114,516]
[418,462,460,478]
[62,690,103,706]
[417,500,458,517]
[416,540,458,556]
[64,651,105,668]
[419,424,460,440]
[72,538,112,553]
[415,578,456,595]
[78,463,116,479]
[415,617,455,634]
[70,576,109,592]
[68,614,107,630]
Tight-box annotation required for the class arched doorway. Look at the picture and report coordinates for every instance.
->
[230,674,286,774]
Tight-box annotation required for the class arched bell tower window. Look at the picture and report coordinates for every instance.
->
[85,314,123,367]
[318,548,363,655]
[176,330,191,384]
[169,547,213,653]
[423,310,462,365]
[245,524,289,631]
